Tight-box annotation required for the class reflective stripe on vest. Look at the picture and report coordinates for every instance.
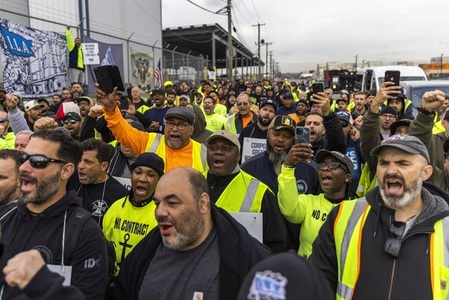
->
[334,198,370,300]
[431,216,449,300]
[335,201,449,300]
[215,171,267,213]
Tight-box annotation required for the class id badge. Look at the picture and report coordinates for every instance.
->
[47,264,72,286]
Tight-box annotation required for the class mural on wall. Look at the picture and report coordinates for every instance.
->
[0,18,69,97]
[130,48,154,92]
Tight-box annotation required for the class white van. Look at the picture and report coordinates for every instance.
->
[355,66,427,93]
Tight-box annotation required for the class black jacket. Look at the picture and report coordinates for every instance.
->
[0,191,108,299]
[311,182,449,299]
[112,204,271,300]
[311,112,347,159]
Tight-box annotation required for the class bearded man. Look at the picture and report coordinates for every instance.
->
[311,134,449,299]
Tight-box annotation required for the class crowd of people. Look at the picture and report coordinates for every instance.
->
[0,74,448,299]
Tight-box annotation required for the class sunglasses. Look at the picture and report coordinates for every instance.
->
[20,153,67,169]
[0,118,8,123]
[63,119,78,125]
[340,122,350,128]
[317,161,347,172]
[384,221,405,257]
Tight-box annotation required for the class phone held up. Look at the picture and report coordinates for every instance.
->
[384,70,400,86]
[94,65,125,94]
[295,126,311,144]
[312,82,324,95]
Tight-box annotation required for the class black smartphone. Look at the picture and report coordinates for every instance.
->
[94,65,125,94]
[120,96,129,110]
[295,126,311,144]
[312,82,324,95]
[385,70,400,86]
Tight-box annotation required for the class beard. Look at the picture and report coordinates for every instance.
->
[0,183,18,205]
[259,117,272,127]
[379,175,422,209]
[166,136,185,149]
[159,205,205,251]
[20,169,61,206]
[267,143,288,169]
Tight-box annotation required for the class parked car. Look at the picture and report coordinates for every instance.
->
[400,81,449,109]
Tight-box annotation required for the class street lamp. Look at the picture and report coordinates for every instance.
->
[441,53,444,76]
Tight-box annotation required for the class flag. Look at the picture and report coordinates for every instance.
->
[154,58,162,88]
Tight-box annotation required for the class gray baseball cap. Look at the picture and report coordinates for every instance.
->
[371,134,430,163]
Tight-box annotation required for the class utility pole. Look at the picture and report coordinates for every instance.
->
[227,0,233,82]
[269,51,273,79]
[441,53,444,76]
[264,42,273,78]
[354,54,358,71]
[252,23,265,81]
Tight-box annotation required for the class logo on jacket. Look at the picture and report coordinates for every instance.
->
[247,270,287,299]
[296,179,308,194]
[92,199,108,217]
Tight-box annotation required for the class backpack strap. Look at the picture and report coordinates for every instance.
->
[64,206,92,264]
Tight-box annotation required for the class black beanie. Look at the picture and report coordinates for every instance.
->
[130,153,164,176]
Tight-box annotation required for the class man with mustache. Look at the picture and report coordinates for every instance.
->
[241,115,319,250]
[96,86,207,172]
[311,134,449,299]
[112,167,270,299]
[0,130,108,299]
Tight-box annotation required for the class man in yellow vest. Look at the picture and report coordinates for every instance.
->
[204,130,288,253]
[95,86,207,173]
[311,134,449,299]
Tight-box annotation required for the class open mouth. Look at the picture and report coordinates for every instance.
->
[320,175,333,184]
[213,158,225,167]
[159,223,173,235]
[135,185,148,197]
[273,144,284,153]
[385,179,403,194]
[20,175,36,192]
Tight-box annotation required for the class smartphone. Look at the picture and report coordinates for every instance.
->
[312,82,324,95]
[295,126,311,144]
[385,70,400,86]
[94,65,125,94]
[120,96,129,110]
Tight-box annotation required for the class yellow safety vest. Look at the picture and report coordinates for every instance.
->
[333,199,449,300]
[146,134,207,172]
[356,163,378,197]
[207,170,267,213]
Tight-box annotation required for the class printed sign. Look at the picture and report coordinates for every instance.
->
[241,138,266,163]
[83,43,99,65]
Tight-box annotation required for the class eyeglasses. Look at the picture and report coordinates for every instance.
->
[165,121,189,130]
[0,118,8,123]
[20,153,67,169]
[384,221,405,257]
[63,119,78,125]
[317,161,348,173]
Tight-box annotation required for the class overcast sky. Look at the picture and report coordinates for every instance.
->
[162,0,449,73]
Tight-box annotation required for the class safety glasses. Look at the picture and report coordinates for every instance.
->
[384,221,405,257]
[20,153,67,169]
[317,161,347,172]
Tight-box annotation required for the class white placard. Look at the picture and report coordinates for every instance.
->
[113,176,131,191]
[47,265,72,286]
[82,43,100,65]
[241,138,266,163]
[229,212,263,242]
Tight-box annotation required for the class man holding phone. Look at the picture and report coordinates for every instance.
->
[95,86,207,173]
